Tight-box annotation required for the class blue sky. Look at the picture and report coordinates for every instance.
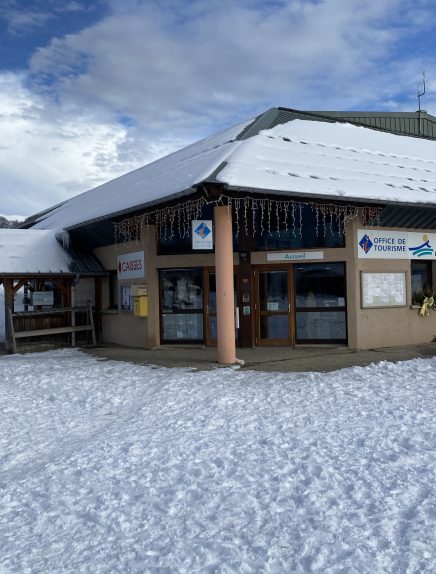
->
[1,0,436,218]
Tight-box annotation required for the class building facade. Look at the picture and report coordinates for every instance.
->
[7,107,436,356]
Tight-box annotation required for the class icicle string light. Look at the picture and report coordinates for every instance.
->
[113,194,382,244]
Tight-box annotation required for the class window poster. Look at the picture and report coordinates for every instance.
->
[361,272,406,308]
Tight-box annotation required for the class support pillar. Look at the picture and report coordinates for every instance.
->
[3,278,14,353]
[214,205,236,364]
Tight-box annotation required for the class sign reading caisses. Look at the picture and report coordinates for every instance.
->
[117,251,145,279]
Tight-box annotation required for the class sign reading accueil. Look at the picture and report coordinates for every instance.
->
[267,251,324,262]
[357,230,436,259]
[117,251,145,279]
[192,220,213,250]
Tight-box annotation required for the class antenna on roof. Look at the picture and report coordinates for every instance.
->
[417,70,426,113]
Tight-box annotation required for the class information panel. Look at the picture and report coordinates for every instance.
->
[361,272,406,308]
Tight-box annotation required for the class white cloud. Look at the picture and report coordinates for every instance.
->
[28,1,436,121]
[0,0,91,35]
[0,73,185,216]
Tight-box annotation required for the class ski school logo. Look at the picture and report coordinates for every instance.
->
[194,222,211,239]
[359,234,373,254]
[408,235,434,257]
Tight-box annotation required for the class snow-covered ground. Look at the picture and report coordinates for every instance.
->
[1,349,435,573]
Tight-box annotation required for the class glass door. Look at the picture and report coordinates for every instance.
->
[255,268,293,346]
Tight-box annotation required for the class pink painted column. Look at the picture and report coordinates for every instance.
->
[214,205,236,365]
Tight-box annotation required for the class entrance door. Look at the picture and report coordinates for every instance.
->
[255,268,293,346]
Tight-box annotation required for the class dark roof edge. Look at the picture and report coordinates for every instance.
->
[236,108,281,140]
[304,109,436,122]
[221,183,436,209]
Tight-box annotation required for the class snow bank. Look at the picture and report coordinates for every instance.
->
[1,349,435,572]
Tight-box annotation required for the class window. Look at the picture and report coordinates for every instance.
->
[108,271,118,309]
[294,263,347,343]
[254,205,344,251]
[160,269,204,341]
[411,261,433,305]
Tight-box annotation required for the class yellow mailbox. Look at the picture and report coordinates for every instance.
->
[132,285,148,317]
[134,295,148,317]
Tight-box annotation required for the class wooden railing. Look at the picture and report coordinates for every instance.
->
[7,302,96,354]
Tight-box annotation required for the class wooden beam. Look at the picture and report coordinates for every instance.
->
[7,307,17,353]
[88,301,96,345]
[14,325,94,339]
[12,279,28,295]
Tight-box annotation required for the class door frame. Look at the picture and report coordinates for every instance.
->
[253,265,295,347]
[203,266,240,347]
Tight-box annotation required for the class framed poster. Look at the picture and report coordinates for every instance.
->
[120,285,132,312]
[361,272,407,308]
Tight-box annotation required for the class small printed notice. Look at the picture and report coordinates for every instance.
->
[32,291,54,306]
[192,220,213,250]
[361,272,406,308]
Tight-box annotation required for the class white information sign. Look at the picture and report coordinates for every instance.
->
[267,251,324,262]
[361,272,406,308]
[192,220,213,250]
[117,251,145,280]
[357,229,436,259]
[32,291,54,306]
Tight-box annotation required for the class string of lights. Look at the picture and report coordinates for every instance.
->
[113,194,381,244]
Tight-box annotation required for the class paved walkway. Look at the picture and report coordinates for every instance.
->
[82,343,436,372]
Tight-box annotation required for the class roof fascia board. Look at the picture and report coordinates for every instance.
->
[221,184,436,209]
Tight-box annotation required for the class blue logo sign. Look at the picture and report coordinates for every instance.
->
[359,234,373,254]
[409,235,434,257]
[194,222,211,239]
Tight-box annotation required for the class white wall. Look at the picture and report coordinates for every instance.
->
[0,285,4,343]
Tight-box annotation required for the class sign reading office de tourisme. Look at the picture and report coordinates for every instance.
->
[357,230,436,259]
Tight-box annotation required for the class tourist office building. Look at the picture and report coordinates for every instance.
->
[4,107,436,358]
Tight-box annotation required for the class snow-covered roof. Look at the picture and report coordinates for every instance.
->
[217,120,436,204]
[0,229,72,274]
[31,117,436,232]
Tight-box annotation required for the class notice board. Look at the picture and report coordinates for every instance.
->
[361,272,406,308]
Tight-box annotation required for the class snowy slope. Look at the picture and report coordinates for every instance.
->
[31,117,436,232]
[1,349,435,573]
